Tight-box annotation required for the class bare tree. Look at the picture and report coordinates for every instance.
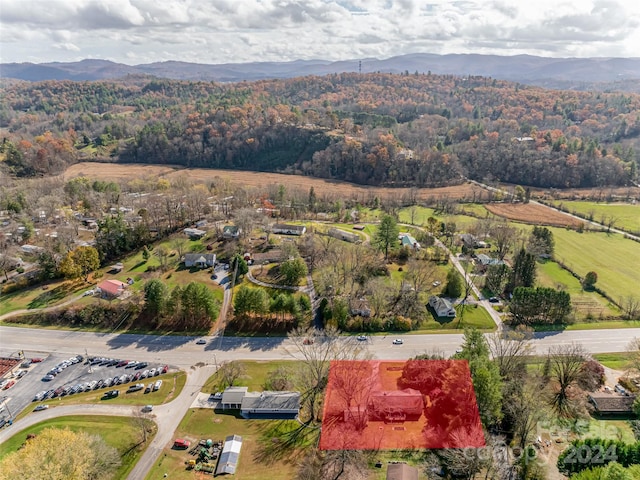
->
[505,375,547,449]
[287,326,367,423]
[405,257,438,293]
[546,343,587,417]
[621,296,640,320]
[626,337,640,375]
[487,326,534,380]
[491,221,518,260]
[131,410,154,445]
[217,360,246,388]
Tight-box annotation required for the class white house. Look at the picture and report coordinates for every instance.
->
[272,224,306,236]
[428,296,456,318]
[184,253,216,268]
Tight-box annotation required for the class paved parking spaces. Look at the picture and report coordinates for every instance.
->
[1,353,168,424]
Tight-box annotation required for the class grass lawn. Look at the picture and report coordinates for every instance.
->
[536,261,620,320]
[146,409,310,480]
[582,419,636,443]
[552,200,640,234]
[15,371,186,422]
[549,228,640,301]
[202,360,300,393]
[416,304,496,332]
[0,415,155,479]
[0,279,86,316]
[593,353,632,370]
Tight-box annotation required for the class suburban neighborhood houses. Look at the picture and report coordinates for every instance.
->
[1,168,639,480]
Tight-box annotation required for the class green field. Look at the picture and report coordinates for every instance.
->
[0,415,155,479]
[536,261,620,319]
[202,360,299,393]
[550,228,640,302]
[552,200,640,234]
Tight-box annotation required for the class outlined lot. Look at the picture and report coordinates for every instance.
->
[320,360,484,450]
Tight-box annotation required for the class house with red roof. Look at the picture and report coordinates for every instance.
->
[97,279,127,298]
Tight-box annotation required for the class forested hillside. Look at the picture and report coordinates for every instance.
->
[1,72,638,188]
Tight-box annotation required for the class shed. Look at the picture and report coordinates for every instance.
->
[386,463,419,480]
[215,434,243,475]
[328,228,360,243]
[221,386,248,409]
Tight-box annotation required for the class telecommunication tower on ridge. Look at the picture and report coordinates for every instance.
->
[359,60,362,74]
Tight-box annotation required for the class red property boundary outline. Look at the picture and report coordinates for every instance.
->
[319,359,485,450]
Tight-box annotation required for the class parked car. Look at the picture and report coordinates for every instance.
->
[392,339,404,345]
[34,404,49,412]
[153,380,163,391]
[173,438,190,449]
[161,365,169,374]
[127,383,144,393]
[103,390,119,399]
[141,405,153,413]
[135,362,148,370]
[42,375,55,382]
[196,338,207,345]
[488,297,500,303]
[30,358,43,363]
[356,335,368,341]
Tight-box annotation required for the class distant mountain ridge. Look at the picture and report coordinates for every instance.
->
[2,53,640,90]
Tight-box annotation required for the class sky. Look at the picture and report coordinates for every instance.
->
[1,0,639,65]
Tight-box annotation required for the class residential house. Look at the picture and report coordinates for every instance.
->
[350,297,372,317]
[328,228,360,243]
[220,386,248,409]
[96,279,127,298]
[387,463,419,480]
[184,253,216,268]
[215,435,243,476]
[183,227,206,239]
[588,393,636,416]
[222,225,240,240]
[400,234,420,250]
[428,296,456,318]
[251,249,283,265]
[272,224,306,236]
[368,389,424,422]
[240,391,300,419]
[475,254,505,272]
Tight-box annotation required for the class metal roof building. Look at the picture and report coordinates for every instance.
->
[215,434,243,475]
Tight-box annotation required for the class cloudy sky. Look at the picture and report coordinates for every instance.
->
[1,0,639,65]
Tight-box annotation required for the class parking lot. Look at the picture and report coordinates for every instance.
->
[1,353,168,425]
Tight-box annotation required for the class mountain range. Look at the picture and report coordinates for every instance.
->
[2,53,640,90]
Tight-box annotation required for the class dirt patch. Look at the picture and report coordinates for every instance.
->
[484,203,581,227]
[63,162,482,202]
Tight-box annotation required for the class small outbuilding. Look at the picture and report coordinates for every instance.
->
[215,434,243,475]
[220,386,248,409]
[184,228,206,239]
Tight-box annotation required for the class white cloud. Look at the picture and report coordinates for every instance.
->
[1,0,639,64]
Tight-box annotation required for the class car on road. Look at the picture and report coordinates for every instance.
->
[30,358,43,363]
[42,375,55,382]
[488,297,500,303]
[196,338,207,345]
[141,405,153,413]
[34,404,49,412]
[455,347,464,354]
[356,335,368,341]
[392,339,404,345]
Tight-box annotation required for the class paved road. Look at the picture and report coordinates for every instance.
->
[1,325,638,367]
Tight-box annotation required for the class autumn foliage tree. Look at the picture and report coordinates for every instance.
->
[0,427,120,480]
